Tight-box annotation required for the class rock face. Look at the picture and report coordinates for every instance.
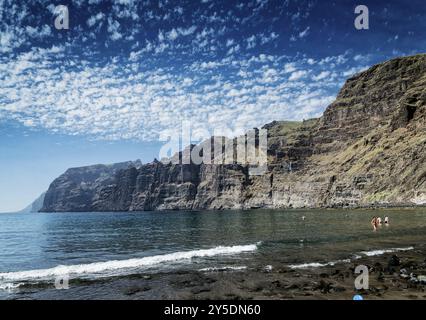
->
[42,161,142,212]
[41,55,426,212]
[19,192,46,213]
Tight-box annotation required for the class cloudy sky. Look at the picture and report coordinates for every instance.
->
[0,0,425,212]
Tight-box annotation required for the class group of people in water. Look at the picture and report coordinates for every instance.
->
[371,216,390,231]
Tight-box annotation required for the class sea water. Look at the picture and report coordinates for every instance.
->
[0,208,425,298]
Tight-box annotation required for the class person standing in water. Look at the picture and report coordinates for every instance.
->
[371,217,378,231]
[384,216,389,225]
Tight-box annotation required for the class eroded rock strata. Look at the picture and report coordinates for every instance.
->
[41,54,426,212]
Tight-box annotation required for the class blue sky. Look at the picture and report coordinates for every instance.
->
[0,0,425,212]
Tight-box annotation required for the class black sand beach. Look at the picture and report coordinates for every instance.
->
[7,243,425,300]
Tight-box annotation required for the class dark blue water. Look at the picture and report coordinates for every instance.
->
[0,209,425,292]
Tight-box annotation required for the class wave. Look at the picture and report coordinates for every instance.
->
[198,266,247,272]
[289,259,351,269]
[0,243,259,284]
[289,246,414,269]
[0,283,24,290]
[360,247,414,257]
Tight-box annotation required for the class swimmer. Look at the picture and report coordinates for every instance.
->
[371,217,378,231]
[384,216,389,225]
[302,216,306,221]
[377,217,382,225]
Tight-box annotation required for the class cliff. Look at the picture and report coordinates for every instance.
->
[19,192,46,213]
[41,54,426,212]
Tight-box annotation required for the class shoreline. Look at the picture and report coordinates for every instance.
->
[6,245,426,300]
[112,245,426,300]
[36,205,426,214]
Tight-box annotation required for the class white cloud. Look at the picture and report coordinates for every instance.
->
[289,70,308,81]
[177,26,197,36]
[26,25,51,38]
[167,28,179,41]
[87,13,105,27]
[0,27,26,53]
[107,18,122,41]
[261,32,279,44]
[283,63,297,73]
[165,26,197,42]
[0,1,365,143]
[299,27,310,38]
[227,44,240,55]
[312,71,331,81]
[0,49,346,142]
[246,35,257,49]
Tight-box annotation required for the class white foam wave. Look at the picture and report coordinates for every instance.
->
[0,283,24,290]
[289,259,351,269]
[289,247,415,269]
[198,266,247,272]
[360,247,414,257]
[0,244,258,284]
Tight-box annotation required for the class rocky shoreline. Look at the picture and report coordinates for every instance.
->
[8,244,426,300]
[115,246,426,300]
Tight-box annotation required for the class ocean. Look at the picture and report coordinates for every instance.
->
[0,209,425,299]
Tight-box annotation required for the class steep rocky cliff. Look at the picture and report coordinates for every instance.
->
[42,161,142,212]
[41,55,426,212]
[19,192,46,213]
